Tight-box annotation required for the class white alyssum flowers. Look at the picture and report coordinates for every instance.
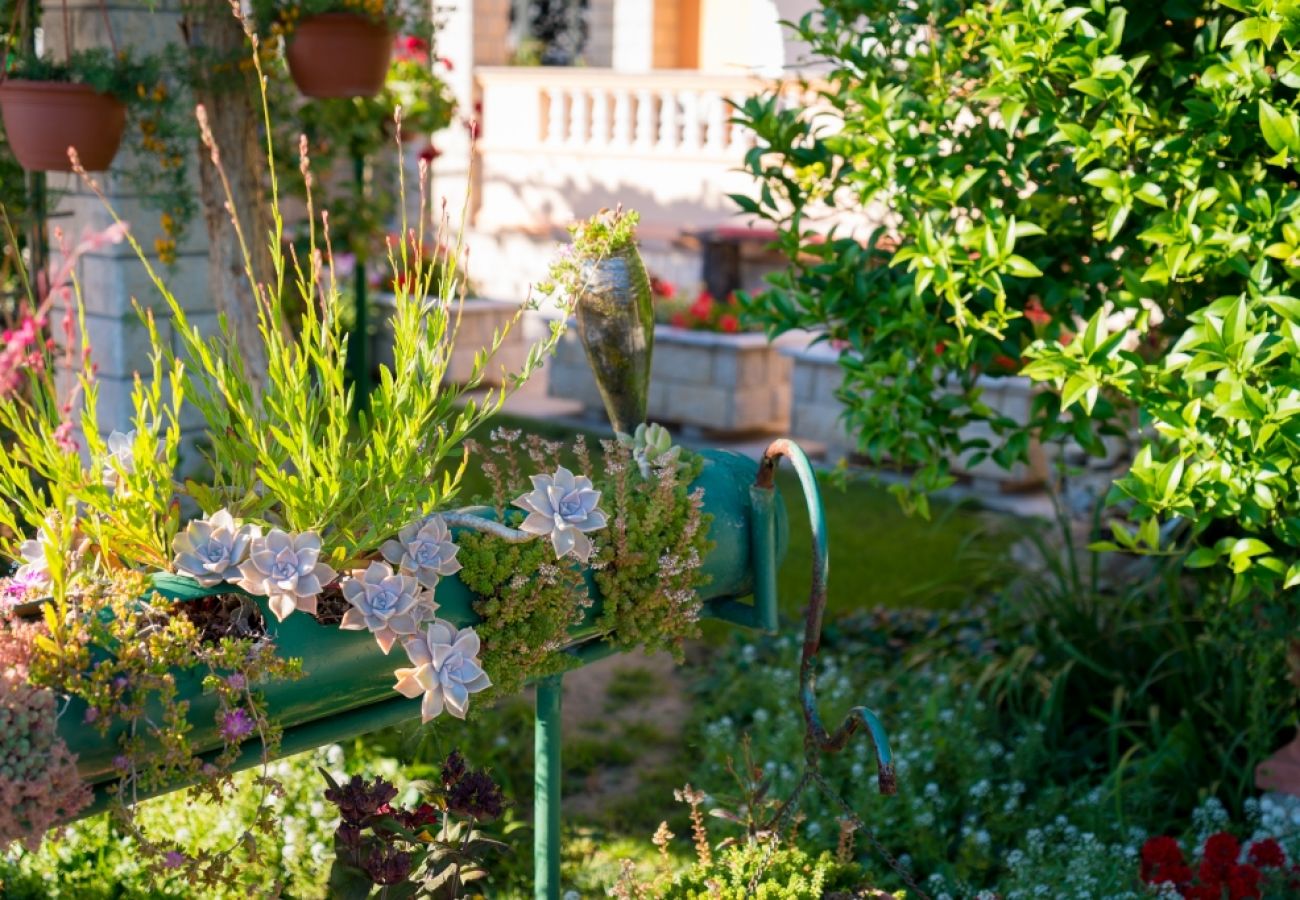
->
[513,466,607,562]
[236,529,336,621]
[380,515,461,589]
[172,508,261,587]
[393,620,491,721]
[339,560,429,654]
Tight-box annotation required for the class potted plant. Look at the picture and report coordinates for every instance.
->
[0,31,193,258]
[548,273,798,435]
[0,48,152,172]
[256,0,407,98]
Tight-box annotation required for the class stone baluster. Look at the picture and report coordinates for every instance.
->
[657,90,679,150]
[634,89,656,149]
[611,89,633,147]
[680,90,702,152]
[568,88,590,146]
[590,87,610,148]
[545,88,568,146]
[704,91,727,153]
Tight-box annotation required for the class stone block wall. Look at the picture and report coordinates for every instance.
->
[371,295,529,384]
[39,0,215,460]
[548,322,793,433]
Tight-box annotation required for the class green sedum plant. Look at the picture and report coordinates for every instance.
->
[736,0,1300,599]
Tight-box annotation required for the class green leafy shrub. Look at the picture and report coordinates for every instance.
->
[737,0,1300,597]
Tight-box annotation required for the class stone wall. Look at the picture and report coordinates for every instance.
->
[42,0,214,456]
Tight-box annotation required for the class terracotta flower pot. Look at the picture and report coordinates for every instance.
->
[286,13,392,99]
[0,80,127,172]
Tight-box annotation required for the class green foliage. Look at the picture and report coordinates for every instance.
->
[642,843,879,899]
[456,532,584,700]
[736,0,1300,596]
[592,442,711,659]
[251,0,412,37]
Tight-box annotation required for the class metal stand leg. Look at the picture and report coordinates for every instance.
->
[534,674,563,900]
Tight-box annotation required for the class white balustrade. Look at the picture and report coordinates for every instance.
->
[482,67,788,160]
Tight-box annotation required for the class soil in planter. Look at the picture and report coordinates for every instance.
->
[177,593,266,644]
[311,586,350,626]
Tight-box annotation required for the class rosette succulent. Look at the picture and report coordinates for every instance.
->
[340,561,427,654]
[513,466,607,562]
[101,429,136,488]
[172,509,261,587]
[616,422,680,478]
[393,620,491,721]
[235,529,336,621]
[380,516,461,589]
[11,532,51,596]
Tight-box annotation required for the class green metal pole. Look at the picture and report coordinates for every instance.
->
[534,674,563,900]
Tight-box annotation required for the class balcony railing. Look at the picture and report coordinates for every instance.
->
[476,67,779,160]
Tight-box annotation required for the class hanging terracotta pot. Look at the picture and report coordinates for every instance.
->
[0,80,126,172]
[285,13,392,99]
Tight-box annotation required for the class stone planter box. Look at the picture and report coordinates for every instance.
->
[371,295,529,385]
[783,343,1050,489]
[548,322,795,434]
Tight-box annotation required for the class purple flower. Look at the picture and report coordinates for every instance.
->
[113,754,131,772]
[219,708,255,742]
[162,850,187,870]
[225,673,246,691]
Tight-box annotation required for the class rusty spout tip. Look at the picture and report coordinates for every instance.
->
[877,764,897,796]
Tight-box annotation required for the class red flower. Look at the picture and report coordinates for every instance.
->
[934,341,947,356]
[719,314,740,333]
[991,353,1021,372]
[438,56,454,71]
[650,277,676,299]
[1227,863,1263,899]
[689,291,714,320]
[1247,838,1285,868]
[394,35,429,63]
[418,144,442,163]
[1141,836,1191,886]
[1205,833,1242,866]
[1200,833,1243,886]
[670,312,688,328]
[1024,296,1050,326]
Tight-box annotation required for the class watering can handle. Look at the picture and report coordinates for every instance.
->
[755,439,896,796]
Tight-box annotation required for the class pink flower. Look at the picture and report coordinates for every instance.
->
[219,707,255,742]
[394,35,429,64]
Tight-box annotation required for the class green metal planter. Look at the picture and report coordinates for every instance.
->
[59,447,789,801]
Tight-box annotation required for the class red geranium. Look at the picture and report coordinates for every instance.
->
[1247,838,1285,869]
[394,35,429,63]
[718,314,740,333]
[689,290,714,320]
[1142,836,1193,887]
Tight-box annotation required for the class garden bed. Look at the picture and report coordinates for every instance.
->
[783,343,1051,489]
[548,321,799,435]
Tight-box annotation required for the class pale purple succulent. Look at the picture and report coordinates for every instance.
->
[380,516,461,589]
[393,620,491,721]
[339,561,425,654]
[235,529,336,622]
[6,529,53,600]
[172,508,261,587]
[513,466,607,563]
[101,429,136,488]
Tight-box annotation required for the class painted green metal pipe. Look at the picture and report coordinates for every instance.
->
[534,675,563,900]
